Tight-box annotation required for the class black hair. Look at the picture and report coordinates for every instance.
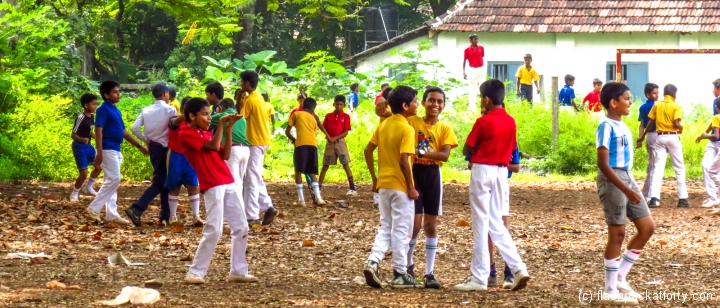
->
[381,87,393,100]
[205,82,224,100]
[564,74,575,84]
[663,84,677,97]
[261,93,270,102]
[644,82,659,96]
[524,53,532,60]
[168,86,177,99]
[183,98,210,123]
[593,78,603,86]
[479,79,505,106]
[303,98,317,111]
[80,93,98,107]
[380,83,389,89]
[350,83,359,91]
[422,86,446,102]
[334,95,346,103]
[240,70,259,89]
[388,86,417,114]
[297,93,305,100]
[713,78,720,89]
[99,80,120,98]
[219,98,235,110]
[469,34,478,40]
[180,96,191,110]
[600,82,630,110]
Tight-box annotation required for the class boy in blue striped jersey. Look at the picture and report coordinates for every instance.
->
[595,82,655,306]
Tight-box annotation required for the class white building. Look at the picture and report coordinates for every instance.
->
[344,0,720,105]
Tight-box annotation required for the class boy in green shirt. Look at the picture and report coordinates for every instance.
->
[211,98,250,190]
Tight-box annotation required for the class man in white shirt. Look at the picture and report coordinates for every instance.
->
[125,82,177,226]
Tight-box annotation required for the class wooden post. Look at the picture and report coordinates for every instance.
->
[539,75,545,102]
[551,76,559,149]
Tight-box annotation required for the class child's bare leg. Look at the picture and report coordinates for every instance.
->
[89,166,102,179]
[74,169,88,189]
[319,165,329,187]
[616,216,655,284]
[407,214,422,269]
[603,224,626,293]
[423,214,439,275]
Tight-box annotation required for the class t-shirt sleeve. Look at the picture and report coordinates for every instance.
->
[532,70,539,81]
[510,145,521,164]
[648,105,657,120]
[370,127,379,145]
[95,107,107,128]
[463,48,468,61]
[712,115,720,128]
[288,112,296,127]
[673,104,682,120]
[72,114,83,134]
[399,126,415,155]
[344,114,351,131]
[480,46,485,57]
[515,67,523,78]
[596,122,612,149]
[570,88,575,99]
[241,99,252,118]
[441,124,459,148]
[180,130,208,152]
[465,119,483,148]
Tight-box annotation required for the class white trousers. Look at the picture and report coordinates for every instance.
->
[650,134,688,199]
[188,184,248,278]
[225,145,250,195]
[702,141,720,201]
[88,150,122,221]
[466,66,483,110]
[469,164,526,285]
[368,189,414,274]
[641,132,658,198]
[243,145,273,220]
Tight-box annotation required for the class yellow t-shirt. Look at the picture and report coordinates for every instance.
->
[516,66,539,85]
[370,114,415,193]
[407,116,458,166]
[266,103,275,120]
[168,99,181,113]
[648,95,682,133]
[712,114,720,129]
[289,110,317,147]
[241,90,271,146]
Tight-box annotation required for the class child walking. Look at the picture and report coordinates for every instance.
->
[363,86,419,288]
[515,54,539,103]
[454,79,530,292]
[319,95,357,197]
[348,83,360,112]
[583,78,603,114]
[697,98,720,211]
[70,93,103,202]
[558,74,579,111]
[85,81,148,225]
[635,83,659,201]
[212,98,250,193]
[595,82,654,305]
[285,98,330,206]
[406,86,458,289]
[181,98,258,285]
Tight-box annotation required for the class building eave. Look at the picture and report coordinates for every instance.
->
[342,26,430,67]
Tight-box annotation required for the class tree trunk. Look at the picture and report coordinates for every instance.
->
[255,0,271,27]
[233,3,256,60]
[115,0,126,53]
[428,0,456,17]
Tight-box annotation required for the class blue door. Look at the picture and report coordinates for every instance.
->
[606,62,649,101]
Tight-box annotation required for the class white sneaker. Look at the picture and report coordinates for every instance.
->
[598,291,639,305]
[293,201,306,207]
[85,208,101,222]
[702,199,720,208]
[192,215,204,227]
[70,193,79,202]
[81,186,98,197]
[509,269,530,291]
[184,273,205,284]
[453,277,487,291]
[316,198,327,206]
[616,280,642,300]
[112,218,131,225]
[170,215,178,223]
[346,190,358,197]
[373,193,379,207]
[710,208,720,216]
[228,274,259,283]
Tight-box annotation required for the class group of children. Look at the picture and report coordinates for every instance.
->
[558,74,605,114]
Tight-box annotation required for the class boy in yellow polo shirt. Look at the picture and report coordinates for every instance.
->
[285,98,331,206]
[515,54,540,103]
[638,84,689,208]
[238,70,278,226]
[363,85,419,289]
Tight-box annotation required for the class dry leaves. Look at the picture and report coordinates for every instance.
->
[46,280,81,290]
[456,220,470,227]
[302,240,315,247]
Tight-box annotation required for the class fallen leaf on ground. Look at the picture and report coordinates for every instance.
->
[302,240,315,247]
[92,231,102,241]
[456,220,470,227]
[276,212,285,218]
[106,222,119,229]
[77,225,91,232]
[170,223,184,234]
[194,227,203,234]
[30,257,45,265]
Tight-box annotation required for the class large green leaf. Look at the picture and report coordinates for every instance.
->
[267,61,288,75]
[244,50,277,64]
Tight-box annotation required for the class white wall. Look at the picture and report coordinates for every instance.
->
[356,31,720,107]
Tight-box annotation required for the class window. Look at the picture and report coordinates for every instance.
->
[606,62,648,100]
[487,61,523,88]
[606,64,628,82]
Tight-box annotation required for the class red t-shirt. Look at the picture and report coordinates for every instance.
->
[289,106,303,119]
[465,108,517,166]
[464,45,485,68]
[323,111,351,138]
[374,93,383,105]
[179,126,234,191]
[584,90,602,112]
[167,119,187,154]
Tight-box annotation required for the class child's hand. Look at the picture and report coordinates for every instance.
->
[94,152,103,167]
[219,114,235,123]
[467,162,472,170]
[138,146,150,156]
[408,188,419,200]
[623,189,642,205]
[84,137,90,145]
[635,140,643,148]
[697,133,707,143]
[226,114,241,126]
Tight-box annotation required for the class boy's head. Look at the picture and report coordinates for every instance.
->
[593,78,603,91]
[168,86,177,100]
[713,78,720,97]
[80,93,98,113]
[644,82,659,101]
[297,93,305,105]
[469,34,478,46]
[152,81,170,101]
[663,84,678,98]
[387,85,417,116]
[422,86,446,117]
[240,70,259,92]
[600,82,631,115]
[479,79,505,108]
[205,82,224,105]
[218,98,235,112]
[381,87,392,100]
[334,95,346,112]
[99,80,121,103]
[564,74,575,86]
[302,98,317,112]
[523,54,532,66]
[350,83,359,93]
[183,97,212,130]
[180,96,191,114]
[380,83,389,91]
[261,92,270,102]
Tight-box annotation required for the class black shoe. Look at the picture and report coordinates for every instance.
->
[487,275,498,287]
[125,207,141,227]
[391,270,417,288]
[424,273,442,289]
[261,206,278,226]
[647,198,659,208]
[678,199,690,208]
[406,264,415,280]
[363,260,382,288]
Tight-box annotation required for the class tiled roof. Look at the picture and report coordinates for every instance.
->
[427,0,720,33]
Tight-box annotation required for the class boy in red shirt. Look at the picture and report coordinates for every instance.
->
[181,98,258,285]
[454,79,530,292]
[319,95,356,197]
[583,78,604,114]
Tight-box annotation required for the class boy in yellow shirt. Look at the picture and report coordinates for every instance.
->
[363,86,419,289]
[696,98,720,213]
[515,54,540,103]
[285,98,331,206]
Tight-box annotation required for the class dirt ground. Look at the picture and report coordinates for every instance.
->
[1,179,719,307]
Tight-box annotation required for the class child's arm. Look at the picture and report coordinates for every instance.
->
[285,125,296,144]
[515,77,522,97]
[419,144,452,162]
[508,164,521,173]
[597,147,641,204]
[130,114,146,144]
[221,116,238,160]
[399,153,418,199]
[314,114,331,140]
[636,120,646,148]
[271,114,276,127]
[169,115,184,129]
[94,127,104,166]
[203,115,231,151]
[636,119,656,148]
[124,130,149,155]
[210,107,225,130]
[698,127,720,142]
[673,118,683,133]
[71,133,88,144]
[462,144,473,157]
[333,130,349,142]
[364,142,378,192]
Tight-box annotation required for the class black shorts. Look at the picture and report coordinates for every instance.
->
[294,145,318,175]
[412,164,442,216]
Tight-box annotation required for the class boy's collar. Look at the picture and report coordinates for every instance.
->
[663,95,675,102]
[103,99,117,105]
